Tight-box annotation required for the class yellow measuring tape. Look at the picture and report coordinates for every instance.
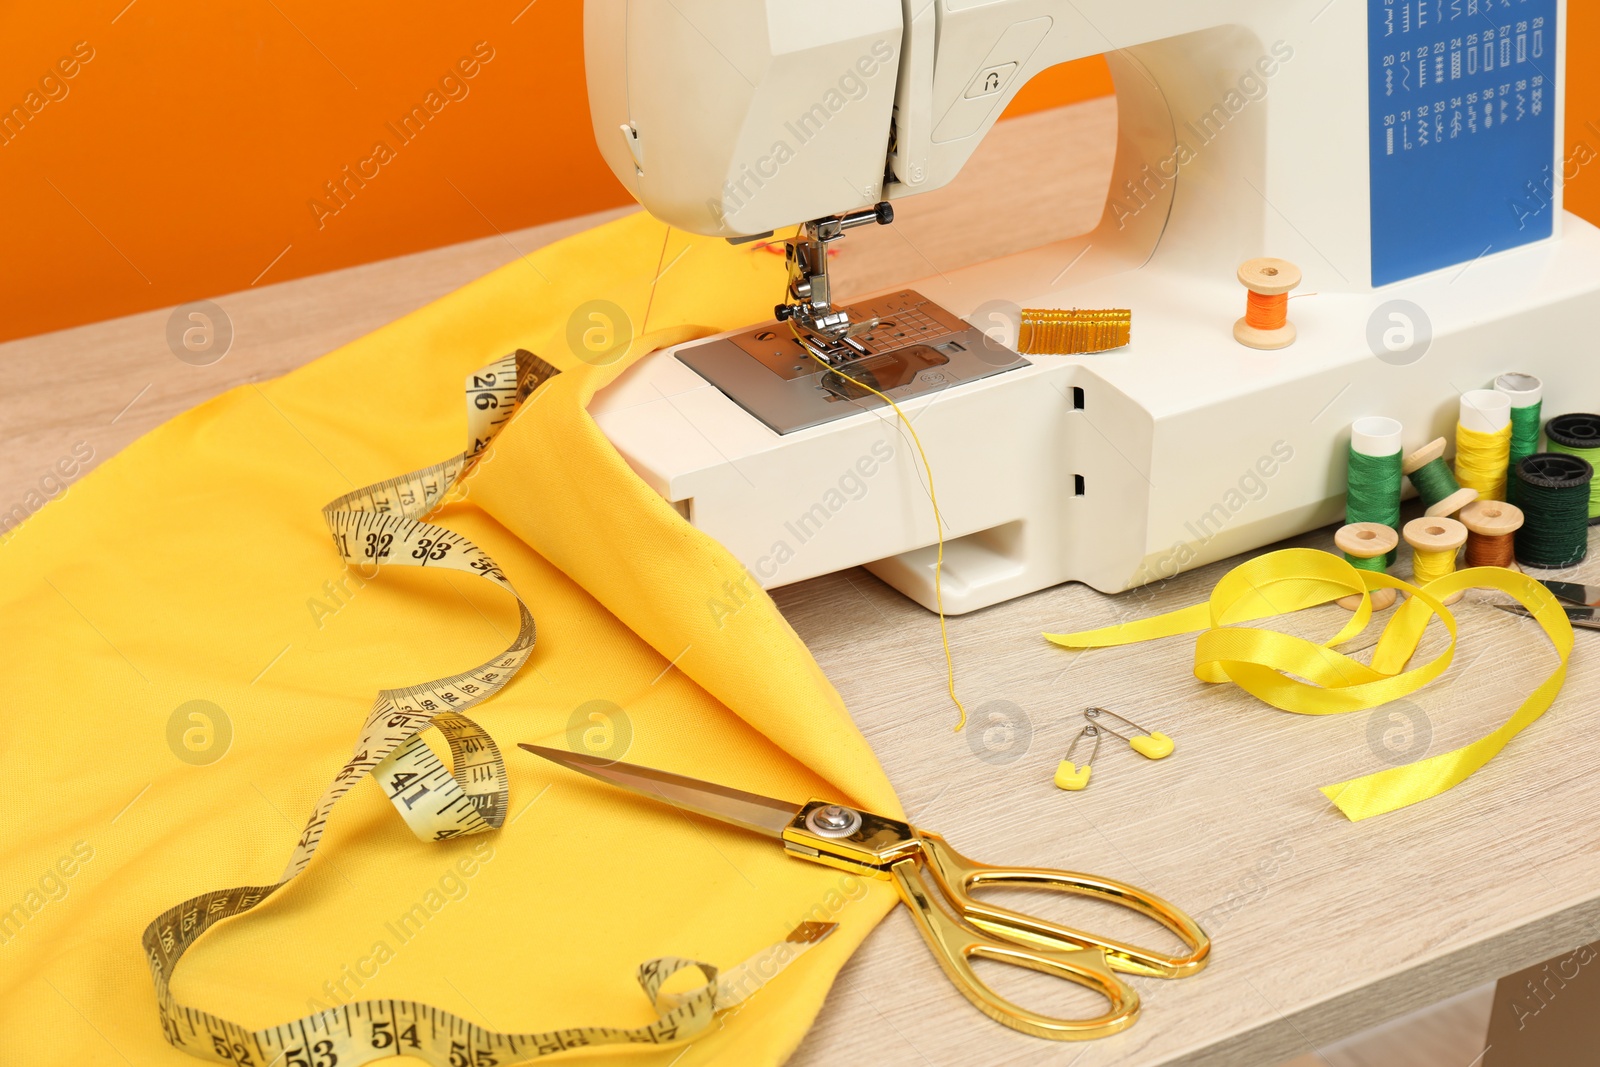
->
[1045,549,1574,820]
[142,351,828,1065]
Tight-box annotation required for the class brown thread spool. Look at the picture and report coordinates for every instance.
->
[1333,522,1398,610]
[1458,499,1523,580]
[1233,258,1301,350]
[1403,515,1468,606]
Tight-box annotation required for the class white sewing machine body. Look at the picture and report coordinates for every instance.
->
[585,0,1592,613]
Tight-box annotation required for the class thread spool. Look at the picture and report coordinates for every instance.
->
[1543,413,1600,523]
[1455,389,1513,502]
[1458,499,1523,583]
[1495,373,1544,470]
[1233,258,1301,350]
[1513,453,1593,569]
[1334,522,1399,610]
[1403,516,1467,606]
[1401,438,1478,516]
[1345,417,1403,567]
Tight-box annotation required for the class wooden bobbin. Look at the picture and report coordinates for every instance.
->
[1233,257,1301,350]
[1403,515,1468,605]
[1458,499,1524,581]
[1400,437,1479,516]
[1334,522,1399,610]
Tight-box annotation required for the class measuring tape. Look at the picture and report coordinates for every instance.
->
[142,351,831,1065]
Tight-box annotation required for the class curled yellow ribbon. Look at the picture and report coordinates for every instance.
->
[1044,549,1574,820]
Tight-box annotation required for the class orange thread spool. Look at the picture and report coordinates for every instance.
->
[1244,289,1288,330]
[1233,258,1301,350]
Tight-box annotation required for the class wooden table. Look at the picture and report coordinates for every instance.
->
[5,100,1591,1066]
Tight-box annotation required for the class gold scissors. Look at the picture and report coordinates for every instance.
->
[520,744,1210,1041]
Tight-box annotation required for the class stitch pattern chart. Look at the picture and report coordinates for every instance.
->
[1368,0,1558,285]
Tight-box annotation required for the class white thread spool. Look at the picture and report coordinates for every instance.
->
[1494,373,1543,410]
[1460,389,1511,434]
[1351,416,1402,458]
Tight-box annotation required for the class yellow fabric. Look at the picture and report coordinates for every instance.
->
[0,212,902,1065]
[1455,420,1513,501]
[1045,549,1573,820]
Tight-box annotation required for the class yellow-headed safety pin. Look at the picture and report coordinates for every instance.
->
[1085,708,1175,760]
[1054,725,1100,791]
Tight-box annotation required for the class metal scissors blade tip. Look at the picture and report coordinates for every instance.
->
[518,744,801,839]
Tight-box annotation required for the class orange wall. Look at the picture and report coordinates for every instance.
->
[0,4,1593,344]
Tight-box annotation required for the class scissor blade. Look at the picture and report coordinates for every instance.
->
[1541,579,1600,607]
[519,744,801,839]
[1493,602,1600,630]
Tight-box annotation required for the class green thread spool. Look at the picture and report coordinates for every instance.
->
[1401,437,1477,517]
[1544,413,1600,523]
[1495,372,1543,470]
[1333,522,1399,610]
[1345,553,1385,571]
[1513,453,1592,569]
[1345,417,1403,566]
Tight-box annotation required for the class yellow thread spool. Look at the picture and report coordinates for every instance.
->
[1403,515,1467,605]
[1233,258,1301,350]
[1017,308,1131,354]
[1456,390,1513,502]
[1333,522,1398,610]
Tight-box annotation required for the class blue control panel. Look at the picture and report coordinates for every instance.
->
[1367,0,1558,286]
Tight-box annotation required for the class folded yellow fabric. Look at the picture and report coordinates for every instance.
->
[0,212,902,1065]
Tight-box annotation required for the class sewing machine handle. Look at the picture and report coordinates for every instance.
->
[888,855,1139,1042]
[915,829,1212,980]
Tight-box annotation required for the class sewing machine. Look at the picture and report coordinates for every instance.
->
[584,0,1595,614]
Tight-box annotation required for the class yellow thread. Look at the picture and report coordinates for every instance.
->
[1017,308,1132,355]
[1455,421,1512,501]
[1411,545,1457,585]
[801,341,968,730]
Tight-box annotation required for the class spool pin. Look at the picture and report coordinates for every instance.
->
[1401,438,1478,516]
[1334,522,1399,610]
[1233,258,1301,350]
[1403,516,1468,605]
[1458,499,1523,579]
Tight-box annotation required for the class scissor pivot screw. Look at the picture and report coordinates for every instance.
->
[806,804,863,838]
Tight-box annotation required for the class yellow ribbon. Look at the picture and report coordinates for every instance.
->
[1044,549,1573,820]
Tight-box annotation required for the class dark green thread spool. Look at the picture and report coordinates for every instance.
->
[1513,453,1592,569]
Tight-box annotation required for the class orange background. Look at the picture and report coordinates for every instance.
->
[0,2,1592,344]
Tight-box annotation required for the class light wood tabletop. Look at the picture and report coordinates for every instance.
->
[4,99,1590,1066]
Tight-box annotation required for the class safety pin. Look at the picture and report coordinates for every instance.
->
[1054,725,1099,791]
[1084,708,1174,760]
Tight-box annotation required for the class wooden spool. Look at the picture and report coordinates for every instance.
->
[1233,258,1301,350]
[1334,522,1398,610]
[1458,499,1524,581]
[1403,515,1468,605]
[1400,437,1478,517]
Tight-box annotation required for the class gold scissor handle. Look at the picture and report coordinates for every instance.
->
[916,830,1211,980]
[889,856,1139,1041]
